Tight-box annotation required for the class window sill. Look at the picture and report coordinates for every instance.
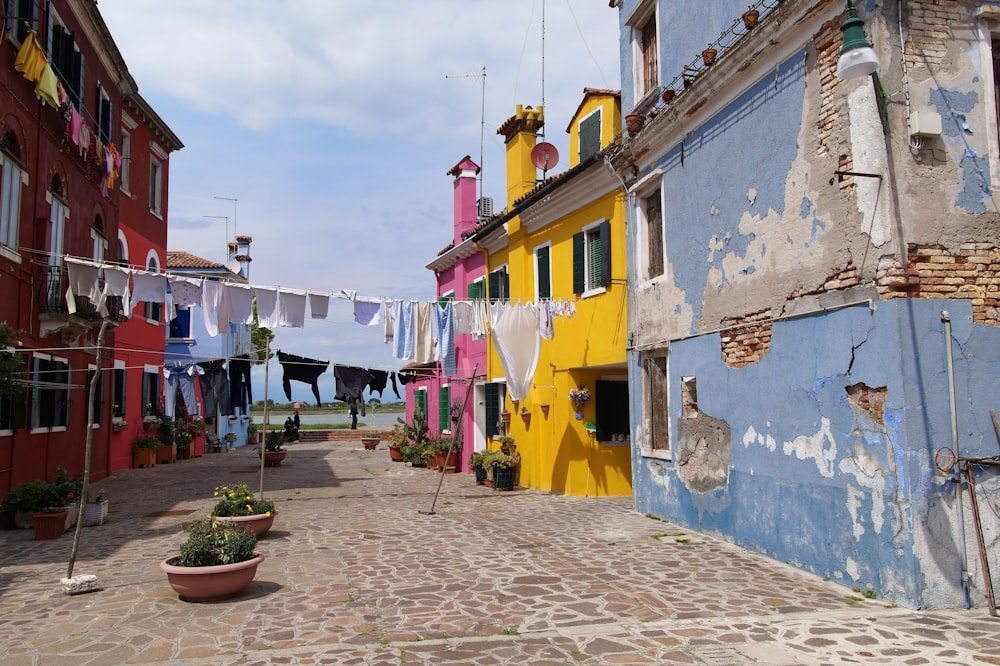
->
[641,448,672,462]
[0,244,21,264]
[581,286,607,299]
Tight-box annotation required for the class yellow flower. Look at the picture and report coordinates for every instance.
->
[246,504,253,512]
[265,511,271,517]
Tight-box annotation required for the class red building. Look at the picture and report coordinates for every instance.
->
[0,1,179,495]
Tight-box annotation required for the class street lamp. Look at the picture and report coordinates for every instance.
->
[836,0,880,80]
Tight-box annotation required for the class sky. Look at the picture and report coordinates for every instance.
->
[98,0,622,405]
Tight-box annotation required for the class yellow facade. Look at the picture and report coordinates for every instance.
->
[482,91,631,496]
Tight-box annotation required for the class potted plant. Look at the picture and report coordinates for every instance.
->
[520,405,531,427]
[361,434,380,450]
[497,435,515,453]
[260,431,287,466]
[133,435,161,468]
[387,424,407,462]
[80,491,110,527]
[246,421,259,446]
[1,480,73,539]
[742,6,760,30]
[160,518,263,602]
[569,387,590,420]
[428,434,460,473]
[174,418,205,460]
[401,442,428,467]
[702,45,718,66]
[399,413,430,449]
[470,451,488,485]
[491,444,520,492]
[53,465,83,530]
[211,483,277,537]
[626,113,646,135]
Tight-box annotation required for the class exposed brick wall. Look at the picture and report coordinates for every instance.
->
[720,310,773,368]
[877,244,1000,325]
[815,18,842,159]
[904,0,964,69]
[791,262,862,298]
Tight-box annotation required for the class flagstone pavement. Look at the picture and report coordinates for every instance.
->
[1,436,999,665]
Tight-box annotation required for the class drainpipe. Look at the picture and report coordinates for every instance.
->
[942,310,971,608]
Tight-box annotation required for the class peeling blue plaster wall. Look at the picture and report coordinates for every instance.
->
[655,50,806,332]
[629,299,1000,608]
[929,87,991,213]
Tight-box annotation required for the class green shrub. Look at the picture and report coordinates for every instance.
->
[179,519,258,567]
[211,483,275,517]
[2,480,67,514]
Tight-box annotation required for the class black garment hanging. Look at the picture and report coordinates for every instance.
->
[277,350,328,407]
[229,355,253,413]
[197,359,232,417]
[367,369,389,397]
[389,372,402,400]
[334,364,370,417]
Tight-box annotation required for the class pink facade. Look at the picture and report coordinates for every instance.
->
[404,157,486,473]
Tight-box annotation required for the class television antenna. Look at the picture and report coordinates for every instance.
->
[446,66,487,202]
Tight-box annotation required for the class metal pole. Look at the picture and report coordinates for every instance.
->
[963,461,997,616]
[942,310,971,608]
[422,364,477,515]
[259,336,270,496]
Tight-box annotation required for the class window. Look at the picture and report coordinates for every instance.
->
[46,4,84,108]
[112,363,126,419]
[637,10,658,99]
[120,130,131,193]
[488,266,509,302]
[31,354,70,430]
[116,232,128,267]
[438,385,451,433]
[484,382,507,437]
[145,256,161,322]
[48,179,67,266]
[141,366,159,416]
[572,220,611,294]
[535,244,551,300]
[643,353,670,455]
[643,188,663,279]
[414,388,428,417]
[579,109,601,162]
[1,131,24,253]
[0,347,26,431]
[86,366,104,426]
[467,278,484,300]
[5,0,38,43]
[96,83,113,144]
[595,379,630,443]
[149,157,162,216]
[168,307,192,340]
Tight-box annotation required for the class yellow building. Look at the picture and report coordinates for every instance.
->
[473,90,630,496]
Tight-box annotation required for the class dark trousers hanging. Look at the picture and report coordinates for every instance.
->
[334,364,370,417]
[229,355,253,413]
[198,359,232,417]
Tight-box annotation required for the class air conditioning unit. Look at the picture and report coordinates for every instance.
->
[477,197,494,219]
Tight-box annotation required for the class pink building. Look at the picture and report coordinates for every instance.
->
[406,156,487,472]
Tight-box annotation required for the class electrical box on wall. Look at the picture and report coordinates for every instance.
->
[908,111,942,137]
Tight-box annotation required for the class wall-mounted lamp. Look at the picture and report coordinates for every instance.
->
[836,0,880,80]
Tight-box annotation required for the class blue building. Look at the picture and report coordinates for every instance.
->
[165,237,256,448]
[611,0,1000,609]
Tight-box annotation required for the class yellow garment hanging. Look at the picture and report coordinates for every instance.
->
[34,63,60,109]
[14,31,45,83]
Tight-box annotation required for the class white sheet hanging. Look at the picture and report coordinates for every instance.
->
[308,292,329,319]
[255,287,279,328]
[488,302,540,402]
[227,283,254,325]
[201,280,230,337]
[277,289,307,328]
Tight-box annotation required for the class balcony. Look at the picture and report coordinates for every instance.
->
[37,264,124,339]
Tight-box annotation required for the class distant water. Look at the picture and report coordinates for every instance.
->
[254,410,403,428]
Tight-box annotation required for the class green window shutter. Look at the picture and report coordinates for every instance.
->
[467,280,482,300]
[599,219,611,287]
[438,386,450,431]
[501,270,509,299]
[488,271,500,302]
[485,383,499,437]
[572,231,585,294]
[579,112,600,161]
[536,246,551,299]
[415,389,427,416]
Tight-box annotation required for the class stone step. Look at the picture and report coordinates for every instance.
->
[299,429,391,442]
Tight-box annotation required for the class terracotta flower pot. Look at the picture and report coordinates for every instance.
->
[361,437,379,450]
[661,89,676,104]
[520,412,531,427]
[742,9,759,30]
[626,113,646,135]
[160,552,264,602]
[133,448,156,468]
[500,412,512,425]
[213,512,276,538]
[702,47,718,66]
[31,511,68,540]
[259,450,287,467]
[389,445,404,462]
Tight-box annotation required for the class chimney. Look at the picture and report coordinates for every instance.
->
[497,104,543,209]
[447,155,480,244]
[234,235,253,279]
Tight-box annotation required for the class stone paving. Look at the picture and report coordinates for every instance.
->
[1,437,999,665]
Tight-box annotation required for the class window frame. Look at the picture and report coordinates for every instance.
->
[96,82,112,144]
[1,134,25,260]
[149,156,163,217]
[112,360,126,421]
[639,186,664,281]
[487,265,509,302]
[534,242,552,301]
[141,364,159,417]
[578,107,602,162]
[572,219,611,297]
[46,3,84,109]
[167,306,193,342]
[144,255,161,323]
[30,352,70,433]
[627,1,659,105]
[119,129,131,194]
[640,349,671,460]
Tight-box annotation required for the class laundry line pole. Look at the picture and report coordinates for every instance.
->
[259,336,271,496]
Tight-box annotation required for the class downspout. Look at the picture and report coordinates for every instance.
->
[942,310,971,608]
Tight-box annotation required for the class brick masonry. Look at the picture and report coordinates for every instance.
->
[720,309,773,368]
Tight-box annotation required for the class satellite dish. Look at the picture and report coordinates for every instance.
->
[530,142,559,171]
[225,259,242,274]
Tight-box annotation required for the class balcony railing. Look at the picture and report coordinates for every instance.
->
[37,264,125,321]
